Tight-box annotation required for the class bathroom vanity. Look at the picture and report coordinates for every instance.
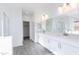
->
[36,7,79,55]
[38,33,79,55]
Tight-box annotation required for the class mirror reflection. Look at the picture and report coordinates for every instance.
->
[38,4,79,35]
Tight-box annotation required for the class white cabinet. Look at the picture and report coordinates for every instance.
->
[59,42,79,55]
[39,34,49,49]
[39,35,45,47]
[38,33,79,55]
[39,34,61,54]
[48,37,63,55]
[39,34,60,54]
[48,39,59,54]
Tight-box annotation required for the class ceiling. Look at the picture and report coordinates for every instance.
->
[0,3,63,18]
[0,3,62,12]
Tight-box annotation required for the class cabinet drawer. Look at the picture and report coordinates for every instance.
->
[60,43,79,55]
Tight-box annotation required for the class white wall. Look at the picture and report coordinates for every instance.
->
[22,16,30,22]
[11,8,23,47]
[30,20,35,41]
[0,6,23,47]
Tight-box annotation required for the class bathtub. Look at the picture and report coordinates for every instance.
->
[0,36,12,55]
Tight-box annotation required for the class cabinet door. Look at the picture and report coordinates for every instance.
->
[60,42,79,55]
[39,34,45,47]
[43,36,50,49]
[48,39,59,54]
[39,34,49,48]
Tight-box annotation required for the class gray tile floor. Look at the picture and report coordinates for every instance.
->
[13,39,53,55]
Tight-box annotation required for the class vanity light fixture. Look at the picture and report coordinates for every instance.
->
[58,3,77,14]
[41,14,48,21]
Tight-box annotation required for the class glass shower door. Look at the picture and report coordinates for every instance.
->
[0,12,12,55]
[3,12,9,36]
[0,14,2,36]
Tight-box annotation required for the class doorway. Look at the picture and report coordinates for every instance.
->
[23,21,30,40]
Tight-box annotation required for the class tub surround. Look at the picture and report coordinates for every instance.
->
[0,36,12,55]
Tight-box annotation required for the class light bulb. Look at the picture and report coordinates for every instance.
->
[63,3,67,8]
[58,7,63,14]
[70,3,77,9]
[41,14,48,21]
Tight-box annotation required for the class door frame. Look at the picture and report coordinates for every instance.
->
[23,21,30,39]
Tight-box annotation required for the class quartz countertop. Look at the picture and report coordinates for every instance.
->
[39,32,79,48]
